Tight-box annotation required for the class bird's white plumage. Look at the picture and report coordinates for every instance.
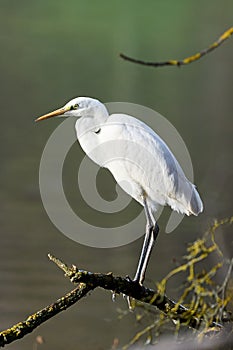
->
[74,99,203,217]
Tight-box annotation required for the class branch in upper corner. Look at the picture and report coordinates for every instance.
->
[120,27,233,67]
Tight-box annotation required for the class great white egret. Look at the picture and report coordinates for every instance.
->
[36,97,203,285]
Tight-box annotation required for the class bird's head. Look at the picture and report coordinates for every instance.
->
[35,97,108,122]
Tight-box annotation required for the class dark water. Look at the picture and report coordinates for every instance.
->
[0,2,233,349]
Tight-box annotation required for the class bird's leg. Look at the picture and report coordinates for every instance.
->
[133,199,159,285]
[125,199,159,309]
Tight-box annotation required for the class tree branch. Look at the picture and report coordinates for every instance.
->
[0,283,93,347]
[120,27,233,67]
[0,254,225,348]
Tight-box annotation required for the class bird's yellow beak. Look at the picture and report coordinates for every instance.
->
[35,106,70,122]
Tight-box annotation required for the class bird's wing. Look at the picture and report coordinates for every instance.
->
[100,113,203,215]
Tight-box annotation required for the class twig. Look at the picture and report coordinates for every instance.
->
[218,258,233,300]
[217,258,233,320]
[122,322,157,350]
[120,27,233,67]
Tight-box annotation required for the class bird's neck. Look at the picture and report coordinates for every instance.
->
[75,110,109,137]
[75,111,109,166]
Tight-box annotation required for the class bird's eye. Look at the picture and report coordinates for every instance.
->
[70,104,79,110]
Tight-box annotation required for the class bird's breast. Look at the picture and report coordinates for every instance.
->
[76,121,124,167]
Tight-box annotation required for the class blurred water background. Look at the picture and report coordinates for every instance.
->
[0,1,232,349]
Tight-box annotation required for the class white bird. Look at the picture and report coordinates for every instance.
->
[36,97,203,285]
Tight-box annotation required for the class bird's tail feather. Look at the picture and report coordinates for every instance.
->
[189,185,203,216]
[167,182,203,216]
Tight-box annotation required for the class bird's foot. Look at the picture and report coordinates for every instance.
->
[125,295,135,311]
[123,275,142,311]
[111,291,117,302]
[125,274,133,282]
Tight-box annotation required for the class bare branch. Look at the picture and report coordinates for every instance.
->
[120,27,233,67]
